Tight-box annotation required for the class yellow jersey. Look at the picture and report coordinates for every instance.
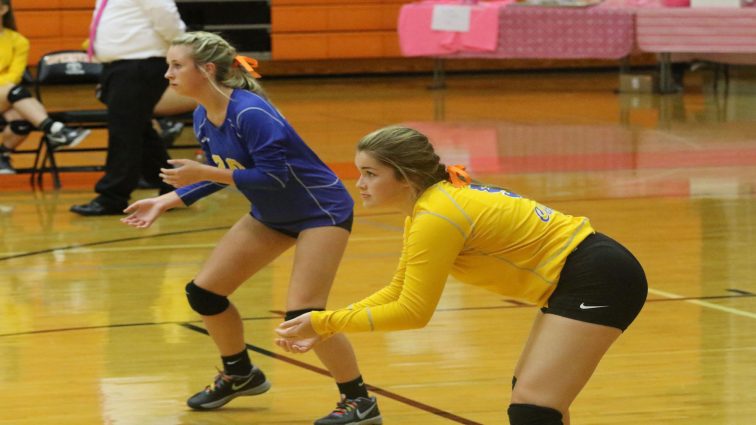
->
[311,181,594,334]
[0,29,29,85]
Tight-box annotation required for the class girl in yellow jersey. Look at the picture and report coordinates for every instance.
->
[276,126,648,425]
[0,0,89,174]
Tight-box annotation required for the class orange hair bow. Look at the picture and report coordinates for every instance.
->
[233,55,262,78]
[447,164,472,188]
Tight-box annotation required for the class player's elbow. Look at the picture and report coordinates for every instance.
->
[405,310,434,329]
[264,171,288,189]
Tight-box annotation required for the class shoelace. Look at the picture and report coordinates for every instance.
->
[205,368,231,393]
[330,399,358,417]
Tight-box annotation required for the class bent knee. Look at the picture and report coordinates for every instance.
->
[185,280,230,316]
[511,384,567,415]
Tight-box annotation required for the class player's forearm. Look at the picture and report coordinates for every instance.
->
[202,166,235,185]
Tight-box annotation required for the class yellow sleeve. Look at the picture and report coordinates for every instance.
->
[0,33,29,85]
[311,213,465,334]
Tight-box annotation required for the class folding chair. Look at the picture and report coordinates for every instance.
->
[30,50,107,189]
[30,50,195,189]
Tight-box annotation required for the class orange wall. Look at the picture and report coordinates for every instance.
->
[13,0,93,65]
[271,0,410,60]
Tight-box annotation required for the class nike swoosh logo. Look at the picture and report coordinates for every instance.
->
[231,376,254,391]
[579,303,609,310]
[356,402,376,420]
[226,359,242,365]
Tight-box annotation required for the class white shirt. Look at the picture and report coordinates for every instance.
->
[92,0,186,63]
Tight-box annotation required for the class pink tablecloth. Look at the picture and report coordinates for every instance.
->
[398,0,635,59]
[636,7,756,54]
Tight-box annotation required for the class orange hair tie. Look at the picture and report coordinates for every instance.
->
[447,164,472,188]
[233,55,262,78]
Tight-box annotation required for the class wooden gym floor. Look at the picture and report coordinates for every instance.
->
[1,68,755,424]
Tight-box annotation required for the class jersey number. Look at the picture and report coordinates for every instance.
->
[470,184,553,222]
[211,154,245,170]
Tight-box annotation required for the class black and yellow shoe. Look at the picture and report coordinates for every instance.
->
[187,367,271,410]
[314,396,382,425]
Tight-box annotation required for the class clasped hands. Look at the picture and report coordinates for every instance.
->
[274,312,323,353]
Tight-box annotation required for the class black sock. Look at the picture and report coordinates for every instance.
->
[221,349,252,377]
[38,118,64,135]
[337,375,368,400]
[39,117,54,133]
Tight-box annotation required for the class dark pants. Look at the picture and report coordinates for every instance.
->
[94,57,172,209]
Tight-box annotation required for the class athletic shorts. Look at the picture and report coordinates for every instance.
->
[541,233,648,331]
[259,212,353,238]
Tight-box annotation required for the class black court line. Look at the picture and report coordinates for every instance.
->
[0,212,401,263]
[727,288,755,296]
[0,316,280,338]
[0,226,229,262]
[3,290,753,338]
[181,322,483,425]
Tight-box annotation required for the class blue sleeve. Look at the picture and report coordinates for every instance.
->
[175,181,226,206]
[174,128,226,205]
[231,108,290,191]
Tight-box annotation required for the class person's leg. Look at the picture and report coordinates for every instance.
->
[195,215,295,354]
[186,215,296,410]
[0,109,30,174]
[2,109,30,150]
[0,84,47,125]
[287,226,356,379]
[0,84,89,149]
[287,225,381,424]
[151,88,195,147]
[153,87,197,116]
[510,233,646,425]
[509,312,621,425]
[89,60,167,210]
[139,113,173,194]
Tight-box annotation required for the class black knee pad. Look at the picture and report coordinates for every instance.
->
[185,281,229,316]
[7,85,32,103]
[285,307,324,321]
[9,120,32,135]
[508,403,563,425]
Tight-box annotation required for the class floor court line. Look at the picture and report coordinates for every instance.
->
[2,292,750,338]
[648,287,756,320]
[0,235,403,257]
[0,214,402,261]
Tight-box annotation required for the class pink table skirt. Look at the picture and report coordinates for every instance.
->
[398,0,635,59]
[636,8,756,53]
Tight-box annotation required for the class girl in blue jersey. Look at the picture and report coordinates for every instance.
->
[121,32,380,425]
[276,126,648,425]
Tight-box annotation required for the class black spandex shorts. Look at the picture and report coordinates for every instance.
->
[541,233,648,331]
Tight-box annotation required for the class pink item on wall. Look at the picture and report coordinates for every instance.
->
[661,0,690,6]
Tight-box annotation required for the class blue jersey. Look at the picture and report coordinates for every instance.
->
[175,89,353,226]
